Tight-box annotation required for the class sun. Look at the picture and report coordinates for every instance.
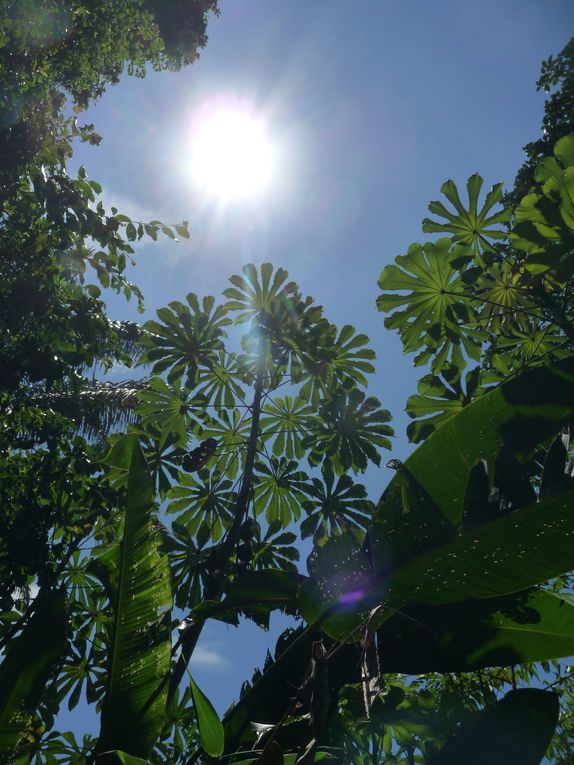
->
[190,101,274,202]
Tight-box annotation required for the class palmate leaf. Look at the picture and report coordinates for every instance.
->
[405,365,487,443]
[129,426,188,498]
[193,349,248,409]
[474,260,533,330]
[492,320,569,371]
[96,435,172,759]
[252,524,300,572]
[0,589,67,763]
[301,463,374,543]
[512,134,574,281]
[199,408,251,480]
[260,395,313,460]
[56,639,104,712]
[298,324,376,406]
[162,523,216,609]
[392,354,574,529]
[167,470,234,544]
[223,263,330,386]
[536,134,574,226]
[135,377,205,448]
[222,262,299,325]
[377,239,482,372]
[253,459,309,526]
[422,173,511,254]
[140,293,230,387]
[303,387,393,474]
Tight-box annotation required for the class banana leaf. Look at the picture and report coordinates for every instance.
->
[96,435,172,758]
[431,688,558,765]
[390,355,574,529]
[0,589,67,763]
[378,589,574,673]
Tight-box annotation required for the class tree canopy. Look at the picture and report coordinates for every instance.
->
[1,8,574,765]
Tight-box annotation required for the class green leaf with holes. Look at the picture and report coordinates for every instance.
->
[96,436,172,759]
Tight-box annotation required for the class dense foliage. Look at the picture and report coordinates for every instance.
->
[2,8,574,765]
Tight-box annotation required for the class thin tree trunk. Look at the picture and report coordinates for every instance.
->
[167,347,266,703]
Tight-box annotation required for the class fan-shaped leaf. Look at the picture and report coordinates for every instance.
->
[422,174,511,254]
[377,239,482,372]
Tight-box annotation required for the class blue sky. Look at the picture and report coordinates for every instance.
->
[65,0,573,723]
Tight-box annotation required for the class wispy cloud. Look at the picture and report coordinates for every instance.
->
[99,190,158,224]
[189,646,229,669]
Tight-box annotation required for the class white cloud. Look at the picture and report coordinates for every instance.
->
[99,190,158,225]
[189,646,229,669]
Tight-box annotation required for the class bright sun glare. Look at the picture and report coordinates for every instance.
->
[191,103,274,202]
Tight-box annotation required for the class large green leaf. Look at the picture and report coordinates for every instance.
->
[431,689,558,765]
[378,589,574,673]
[189,675,224,757]
[365,487,574,618]
[96,435,173,758]
[297,533,373,640]
[96,752,152,765]
[188,569,302,626]
[390,354,574,529]
[0,589,67,763]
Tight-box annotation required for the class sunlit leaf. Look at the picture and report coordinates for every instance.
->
[135,377,205,447]
[377,239,482,372]
[261,395,314,461]
[512,134,574,281]
[422,173,511,254]
[188,674,224,757]
[96,436,172,759]
[254,459,309,526]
